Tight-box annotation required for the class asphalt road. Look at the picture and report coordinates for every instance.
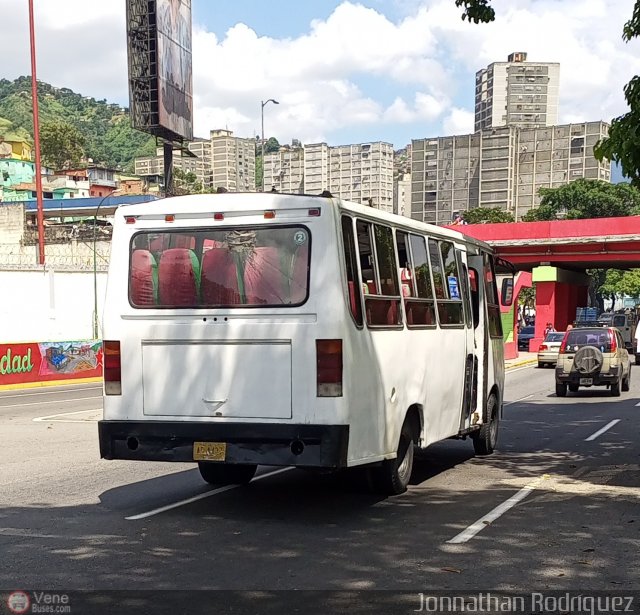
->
[0,366,638,596]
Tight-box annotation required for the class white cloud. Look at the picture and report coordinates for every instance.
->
[0,0,638,148]
[443,107,474,135]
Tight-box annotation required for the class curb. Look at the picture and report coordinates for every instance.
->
[0,376,102,392]
[505,358,538,370]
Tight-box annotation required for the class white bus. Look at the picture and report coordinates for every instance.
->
[99,193,514,495]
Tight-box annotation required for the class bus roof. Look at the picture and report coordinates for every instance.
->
[115,192,494,252]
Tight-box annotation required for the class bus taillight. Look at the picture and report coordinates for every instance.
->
[104,340,122,395]
[316,339,343,397]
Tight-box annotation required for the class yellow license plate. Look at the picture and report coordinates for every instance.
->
[193,441,227,461]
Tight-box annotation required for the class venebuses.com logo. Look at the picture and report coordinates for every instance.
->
[6,592,30,614]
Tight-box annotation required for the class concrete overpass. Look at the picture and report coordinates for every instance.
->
[454,216,640,357]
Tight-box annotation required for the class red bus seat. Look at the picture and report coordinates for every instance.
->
[244,247,286,305]
[130,249,157,306]
[158,248,200,306]
[201,248,241,305]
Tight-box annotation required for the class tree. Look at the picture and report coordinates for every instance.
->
[39,120,85,170]
[593,4,640,186]
[522,179,640,221]
[172,167,206,195]
[463,207,514,224]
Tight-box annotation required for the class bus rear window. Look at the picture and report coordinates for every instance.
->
[129,226,311,308]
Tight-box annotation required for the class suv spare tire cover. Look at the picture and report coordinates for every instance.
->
[573,346,603,375]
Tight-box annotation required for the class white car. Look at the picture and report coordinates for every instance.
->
[537,331,565,367]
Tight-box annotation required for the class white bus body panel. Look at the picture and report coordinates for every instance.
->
[100,194,502,469]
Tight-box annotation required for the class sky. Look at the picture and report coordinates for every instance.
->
[0,0,639,152]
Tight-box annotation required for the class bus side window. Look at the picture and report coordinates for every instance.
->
[400,233,436,327]
[484,255,502,338]
[468,268,480,329]
[341,216,363,326]
[356,220,401,327]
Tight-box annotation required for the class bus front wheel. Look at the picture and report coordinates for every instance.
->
[198,462,257,486]
[371,420,415,495]
[472,394,499,456]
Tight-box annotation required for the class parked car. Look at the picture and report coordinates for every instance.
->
[518,326,535,351]
[537,331,565,367]
[555,326,631,397]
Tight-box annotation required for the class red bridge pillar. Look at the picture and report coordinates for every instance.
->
[530,266,590,350]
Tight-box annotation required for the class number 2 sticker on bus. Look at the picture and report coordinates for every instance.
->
[448,275,460,299]
[294,230,307,245]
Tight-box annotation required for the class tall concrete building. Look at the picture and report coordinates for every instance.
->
[475,52,560,132]
[263,140,393,211]
[410,122,611,223]
[263,142,305,193]
[134,138,213,190]
[328,142,394,212]
[210,129,256,192]
[303,143,330,195]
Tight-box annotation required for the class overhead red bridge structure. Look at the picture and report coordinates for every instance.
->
[454,216,640,358]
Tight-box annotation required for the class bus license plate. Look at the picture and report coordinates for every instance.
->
[193,442,226,461]
[579,378,592,386]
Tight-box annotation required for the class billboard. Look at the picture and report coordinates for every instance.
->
[126,0,193,142]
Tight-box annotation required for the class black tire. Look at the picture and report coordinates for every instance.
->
[537,362,544,368]
[622,369,631,392]
[568,383,579,392]
[372,420,415,495]
[198,462,257,486]
[472,394,499,456]
[611,380,621,397]
[635,353,640,365]
[555,382,567,397]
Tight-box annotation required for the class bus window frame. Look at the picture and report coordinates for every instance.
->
[127,224,313,310]
[397,231,437,330]
[340,215,364,329]
[429,238,465,329]
[355,218,403,330]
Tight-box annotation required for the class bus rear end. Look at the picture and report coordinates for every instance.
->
[98,193,350,484]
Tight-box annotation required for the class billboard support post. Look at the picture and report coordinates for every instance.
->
[163,142,173,196]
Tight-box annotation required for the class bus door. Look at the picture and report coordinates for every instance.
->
[457,252,479,430]
[462,249,486,429]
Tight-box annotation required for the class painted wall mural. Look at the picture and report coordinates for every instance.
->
[0,341,102,387]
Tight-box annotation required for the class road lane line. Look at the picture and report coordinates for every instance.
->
[126,467,293,520]
[446,475,548,544]
[635,401,640,407]
[1,396,101,409]
[506,365,536,374]
[585,419,621,442]
[0,386,101,400]
[33,408,102,422]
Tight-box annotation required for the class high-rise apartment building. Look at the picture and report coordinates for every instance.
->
[210,129,256,192]
[328,142,394,212]
[475,52,560,132]
[410,122,610,223]
[134,138,213,189]
[303,143,330,195]
[263,142,305,193]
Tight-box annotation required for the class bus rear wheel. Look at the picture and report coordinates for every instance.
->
[371,420,415,496]
[198,462,257,486]
[472,394,499,456]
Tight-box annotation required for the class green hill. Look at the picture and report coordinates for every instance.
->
[0,77,156,170]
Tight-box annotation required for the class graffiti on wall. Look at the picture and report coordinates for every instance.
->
[0,341,103,387]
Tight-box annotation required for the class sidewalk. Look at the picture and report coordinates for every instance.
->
[505,351,538,370]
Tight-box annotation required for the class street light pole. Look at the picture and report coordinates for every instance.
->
[260,98,279,191]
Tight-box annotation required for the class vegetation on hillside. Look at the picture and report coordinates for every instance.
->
[0,77,156,170]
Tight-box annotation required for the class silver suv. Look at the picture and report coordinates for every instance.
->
[555,327,631,397]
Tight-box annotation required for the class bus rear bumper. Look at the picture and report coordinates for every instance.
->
[98,420,350,469]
